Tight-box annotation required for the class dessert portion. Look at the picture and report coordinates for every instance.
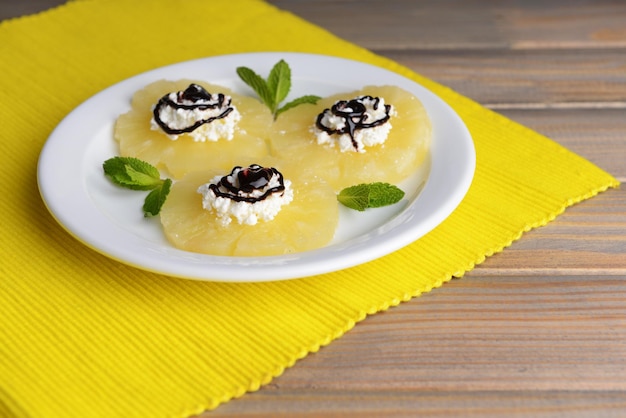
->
[314,95,394,152]
[160,161,339,257]
[270,85,432,190]
[114,79,271,179]
[197,164,294,227]
[151,83,240,142]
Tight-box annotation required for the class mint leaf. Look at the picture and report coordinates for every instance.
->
[267,60,291,110]
[236,66,273,108]
[276,94,322,118]
[338,183,405,211]
[367,182,406,208]
[337,184,370,211]
[125,165,163,189]
[103,157,172,216]
[103,156,161,190]
[143,178,172,217]
[236,59,320,120]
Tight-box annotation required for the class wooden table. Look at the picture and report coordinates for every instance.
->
[3,1,625,417]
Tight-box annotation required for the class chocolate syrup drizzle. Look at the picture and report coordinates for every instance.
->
[315,95,392,150]
[209,165,286,203]
[153,84,234,135]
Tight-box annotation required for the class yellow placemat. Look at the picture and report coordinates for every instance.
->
[0,0,619,417]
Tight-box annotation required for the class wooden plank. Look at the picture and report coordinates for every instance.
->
[476,188,626,274]
[257,275,626,391]
[210,390,626,417]
[5,1,626,51]
[268,0,626,50]
[0,0,67,20]
[498,1,626,49]
[379,49,626,106]
[209,273,626,416]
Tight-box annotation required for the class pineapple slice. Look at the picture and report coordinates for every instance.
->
[270,85,431,190]
[114,79,271,179]
[159,159,339,257]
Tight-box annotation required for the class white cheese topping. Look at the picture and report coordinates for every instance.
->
[313,95,396,153]
[150,83,241,142]
[197,165,294,227]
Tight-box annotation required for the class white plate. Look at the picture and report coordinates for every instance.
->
[37,52,475,282]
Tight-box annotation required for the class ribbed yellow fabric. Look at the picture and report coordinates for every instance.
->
[0,0,619,417]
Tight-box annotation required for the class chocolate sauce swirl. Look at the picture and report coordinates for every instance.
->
[315,95,392,151]
[209,165,286,203]
[153,84,234,135]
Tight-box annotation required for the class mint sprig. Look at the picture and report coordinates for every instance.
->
[103,156,172,217]
[337,182,405,211]
[236,59,321,119]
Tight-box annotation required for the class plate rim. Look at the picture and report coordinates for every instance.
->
[37,52,475,282]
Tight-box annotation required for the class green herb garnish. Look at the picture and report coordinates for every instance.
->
[103,156,172,217]
[236,59,321,120]
[337,182,405,211]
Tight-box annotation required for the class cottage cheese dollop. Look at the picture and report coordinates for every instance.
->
[314,95,396,153]
[197,164,294,226]
[151,83,241,142]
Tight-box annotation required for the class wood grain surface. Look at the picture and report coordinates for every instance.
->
[2,1,625,417]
